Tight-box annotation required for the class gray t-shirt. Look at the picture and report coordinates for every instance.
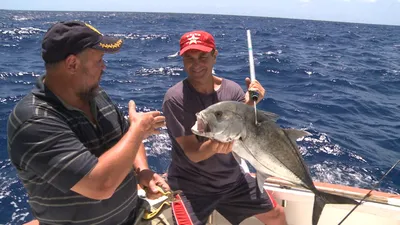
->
[162,78,246,195]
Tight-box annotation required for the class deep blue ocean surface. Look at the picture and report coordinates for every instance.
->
[0,10,399,224]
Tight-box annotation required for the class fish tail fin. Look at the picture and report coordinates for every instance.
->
[312,191,358,225]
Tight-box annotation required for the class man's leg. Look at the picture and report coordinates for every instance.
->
[172,191,220,225]
[254,205,286,225]
[216,173,287,225]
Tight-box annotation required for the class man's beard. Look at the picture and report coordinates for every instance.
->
[78,85,99,102]
[78,70,103,102]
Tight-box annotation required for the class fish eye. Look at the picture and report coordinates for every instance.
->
[215,111,223,118]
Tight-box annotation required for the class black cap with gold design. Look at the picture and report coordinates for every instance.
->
[41,21,123,64]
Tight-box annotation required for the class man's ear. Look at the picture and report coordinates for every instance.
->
[65,55,79,74]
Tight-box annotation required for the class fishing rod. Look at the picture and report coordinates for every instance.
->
[338,159,400,225]
[246,29,259,125]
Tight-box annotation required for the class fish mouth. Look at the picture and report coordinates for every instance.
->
[195,116,211,133]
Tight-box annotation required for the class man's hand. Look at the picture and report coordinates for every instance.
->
[210,139,234,154]
[128,100,165,138]
[136,168,170,199]
[245,77,265,105]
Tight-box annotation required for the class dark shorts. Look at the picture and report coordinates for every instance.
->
[171,173,276,225]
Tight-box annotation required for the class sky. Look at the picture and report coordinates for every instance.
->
[2,0,400,26]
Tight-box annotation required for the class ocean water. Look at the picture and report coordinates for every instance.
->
[0,10,399,224]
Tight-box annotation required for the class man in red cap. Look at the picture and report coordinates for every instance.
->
[162,30,287,225]
[8,21,169,225]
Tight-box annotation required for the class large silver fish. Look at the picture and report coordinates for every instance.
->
[191,101,358,225]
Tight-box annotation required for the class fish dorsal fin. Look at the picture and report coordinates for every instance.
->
[258,111,279,122]
[283,128,311,142]
[256,171,269,196]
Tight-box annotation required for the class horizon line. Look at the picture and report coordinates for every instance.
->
[1,8,399,27]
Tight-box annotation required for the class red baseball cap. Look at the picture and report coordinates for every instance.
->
[179,30,215,55]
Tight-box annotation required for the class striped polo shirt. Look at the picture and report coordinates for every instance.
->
[7,76,138,225]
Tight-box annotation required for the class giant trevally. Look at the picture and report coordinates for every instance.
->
[191,101,358,225]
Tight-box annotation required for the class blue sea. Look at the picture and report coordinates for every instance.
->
[0,10,399,224]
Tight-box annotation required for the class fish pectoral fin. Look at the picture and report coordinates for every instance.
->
[283,128,311,141]
[232,152,242,164]
[255,171,269,194]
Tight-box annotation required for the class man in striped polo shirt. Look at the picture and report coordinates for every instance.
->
[7,21,169,225]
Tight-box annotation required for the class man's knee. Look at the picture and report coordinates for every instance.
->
[255,205,287,225]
